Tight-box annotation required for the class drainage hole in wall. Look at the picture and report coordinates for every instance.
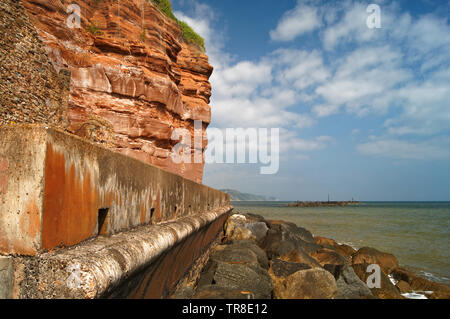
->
[98,208,109,235]
[150,208,155,220]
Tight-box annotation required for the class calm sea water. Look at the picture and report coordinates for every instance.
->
[232,201,450,285]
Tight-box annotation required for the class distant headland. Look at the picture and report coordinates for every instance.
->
[221,189,279,201]
[285,201,360,207]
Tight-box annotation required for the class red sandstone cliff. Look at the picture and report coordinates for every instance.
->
[21,0,213,183]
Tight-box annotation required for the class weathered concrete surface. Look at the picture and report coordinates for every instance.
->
[13,206,231,299]
[0,125,230,256]
[0,256,13,299]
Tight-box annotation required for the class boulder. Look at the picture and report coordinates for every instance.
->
[396,280,412,294]
[314,236,356,257]
[259,222,321,259]
[226,240,269,269]
[197,260,219,287]
[211,262,273,299]
[196,240,273,299]
[391,267,450,298]
[335,265,374,299]
[352,264,403,299]
[171,285,195,299]
[225,214,269,242]
[193,285,251,299]
[267,220,316,243]
[323,264,344,280]
[352,247,399,274]
[314,236,338,249]
[274,268,337,299]
[310,248,348,267]
[336,244,357,257]
[270,259,311,278]
[229,226,256,241]
[241,213,267,223]
[224,214,248,239]
[269,259,312,300]
[279,249,322,269]
[209,245,260,269]
[244,222,269,241]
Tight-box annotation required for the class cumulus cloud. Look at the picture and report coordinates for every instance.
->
[271,49,330,89]
[176,0,450,167]
[322,2,382,50]
[314,45,412,116]
[270,2,322,42]
[174,0,329,175]
[357,138,450,160]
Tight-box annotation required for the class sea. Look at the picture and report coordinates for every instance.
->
[231,201,450,286]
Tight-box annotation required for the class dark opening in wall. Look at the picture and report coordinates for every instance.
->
[150,208,155,220]
[98,208,109,235]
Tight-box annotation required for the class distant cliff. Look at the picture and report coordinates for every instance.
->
[16,0,212,183]
[220,189,279,201]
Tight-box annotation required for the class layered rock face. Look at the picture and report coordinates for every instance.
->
[22,0,213,183]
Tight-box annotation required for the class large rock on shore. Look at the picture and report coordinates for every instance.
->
[269,259,311,299]
[270,259,312,278]
[334,265,374,299]
[352,247,399,274]
[196,240,273,299]
[224,214,268,242]
[310,248,348,267]
[267,220,316,244]
[279,249,322,269]
[274,268,337,299]
[259,220,321,259]
[391,267,450,299]
[245,222,269,241]
[193,285,251,299]
[314,236,356,257]
[221,240,269,269]
[211,262,273,299]
[195,213,450,300]
[352,264,403,299]
[210,246,261,269]
[396,280,412,294]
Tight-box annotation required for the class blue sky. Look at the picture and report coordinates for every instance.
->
[172,0,450,201]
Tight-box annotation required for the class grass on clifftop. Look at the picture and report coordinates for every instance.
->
[149,0,205,52]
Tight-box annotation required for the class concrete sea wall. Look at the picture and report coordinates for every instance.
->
[0,125,231,298]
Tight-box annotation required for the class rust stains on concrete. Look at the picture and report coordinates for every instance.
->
[41,144,98,250]
[1,125,230,259]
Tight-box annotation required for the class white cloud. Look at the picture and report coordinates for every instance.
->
[384,76,450,136]
[212,97,314,129]
[176,0,450,168]
[322,2,381,50]
[272,49,330,89]
[312,46,411,117]
[279,129,333,152]
[270,3,322,42]
[357,138,450,160]
[212,61,273,99]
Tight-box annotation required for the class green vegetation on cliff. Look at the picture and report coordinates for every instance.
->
[149,0,205,51]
